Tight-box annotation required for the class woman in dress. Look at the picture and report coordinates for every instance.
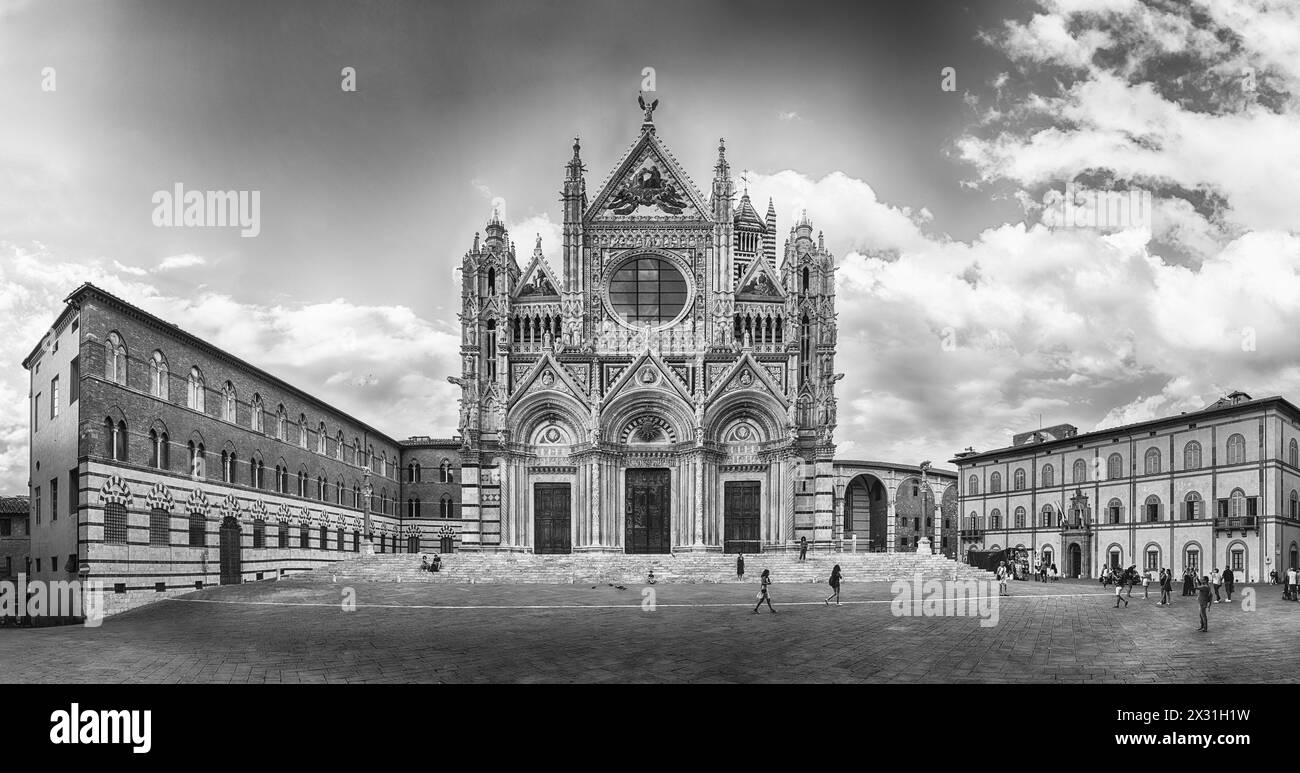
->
[825,564,842,606]
[752,569,776,614]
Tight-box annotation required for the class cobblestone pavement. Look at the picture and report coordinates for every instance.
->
[1,577,1296,683]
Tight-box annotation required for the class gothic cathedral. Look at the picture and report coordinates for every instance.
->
[451,101,839,553]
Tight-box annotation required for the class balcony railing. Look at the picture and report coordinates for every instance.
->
[1214,516,1257,533]
[959,528,985,540]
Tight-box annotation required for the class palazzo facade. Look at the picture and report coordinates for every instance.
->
[452,103,840,554]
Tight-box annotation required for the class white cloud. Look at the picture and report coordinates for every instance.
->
[156,253,207,271]
[777,111,802,122]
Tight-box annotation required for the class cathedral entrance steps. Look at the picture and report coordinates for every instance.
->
[307,552,994,585]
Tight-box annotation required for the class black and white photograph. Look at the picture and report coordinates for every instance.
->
[1,0,1297,757]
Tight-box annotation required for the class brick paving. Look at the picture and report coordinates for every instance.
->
[0,577,1296,683]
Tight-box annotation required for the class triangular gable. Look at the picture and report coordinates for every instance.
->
[734,255,786,301]
[514,248,562,301]
[508,352,589,408]
[600,347,693,409]
[706,351,790,408]
[585,130,712,221]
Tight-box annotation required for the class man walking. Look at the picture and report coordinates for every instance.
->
[1288,566,1298,601]
[1196,575,1212,632]
[1222,566,1234,602]
[1210,567,1223,603]
[1159,568,1172,605]
[1114,575,1128,608]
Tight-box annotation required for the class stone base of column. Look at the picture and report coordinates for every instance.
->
[672,544,722,554]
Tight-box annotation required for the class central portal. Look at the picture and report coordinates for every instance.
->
[534,482,572,555]
[625,468,671,554]
[724,481,761,554]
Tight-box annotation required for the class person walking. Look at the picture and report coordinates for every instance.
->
[825,564,842,606]
[1196,575,1212,632]
[996,562,1009,596]
[1222,566,1234,602]
[1159,568,1172,605]
[1288,566,1298,601]
[1113,576,1129,608]
[752,569,776,614]
[798,536,808,562]
[1182,568,1194,597]
[736,553,745,580]
[1142,568,1152,600]
[1210,568,1223,602]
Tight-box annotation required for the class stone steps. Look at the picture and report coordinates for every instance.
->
[308,552,994,585]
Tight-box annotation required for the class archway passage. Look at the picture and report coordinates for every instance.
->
[407,535,420,553]
[844,474,887,551]
[1068,543,1083,579]
[219,516,241,585]
[723,481,760,554]
[625,469,671,554]
[534,483,572,554]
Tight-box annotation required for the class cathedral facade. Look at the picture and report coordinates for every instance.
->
[452,103,840,554]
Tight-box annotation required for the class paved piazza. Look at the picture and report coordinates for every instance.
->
[2,578,1297,683]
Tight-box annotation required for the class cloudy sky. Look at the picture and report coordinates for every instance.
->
[2,0,1298,491]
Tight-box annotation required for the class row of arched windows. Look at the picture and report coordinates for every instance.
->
[971,488,1272,529]
[405,460,455,483]
[102,413,402,515]
[969,435,1263,494]
[405,497,457,519]
[103,330,397,479]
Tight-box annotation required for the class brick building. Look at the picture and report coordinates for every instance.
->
[23,284,462,614]
[952,391,1300,583]
[0,496,30,579]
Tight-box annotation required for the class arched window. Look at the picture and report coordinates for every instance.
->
[185,367,205,411]
[487,267,496,295]
[802,266,810,292]
[276,405,287,441]
[1143,447,1161,475]
[336,480,343,506]
[104,502,128,545]
[105,332,127,385]
[967,475,979,495]
[316,477,324,501]
[967,512,977,530]
[1013,468,1025,491]
[1226,433,1246,465]
[1106,453,1122,480]
[353,438,360,466]
[990,509,1002,529]
[1184,491,1202,521]
[1106,498,1123,524]
[336,431,344,461]
[222,381,236,422]
[317,423,327,454]
[298,414,308,448]
[441,459,452,483]
[1144,494,1161,522]
[1041,464,1054,488]
[189,511,206,547]
[1184,441,1202,470]
[413,461,422,483]
[251,393,264,432]
[104,417,127,461]
[1290,489,1299,519]
[1014,506,1025,528]
[1072,459,1087,483]
[1290,439,1299,468]
[440,494,452,518]
[380,452,387,478]
[149,351,169,399]
[1229,488,1246,519]
[1041,505,1054,527]
[989,472,1001,494]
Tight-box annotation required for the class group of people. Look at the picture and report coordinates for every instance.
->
[1274,567,1300,600]
[1031,561,1061,582]
[748,563,844,614]
[419,553,442,573]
